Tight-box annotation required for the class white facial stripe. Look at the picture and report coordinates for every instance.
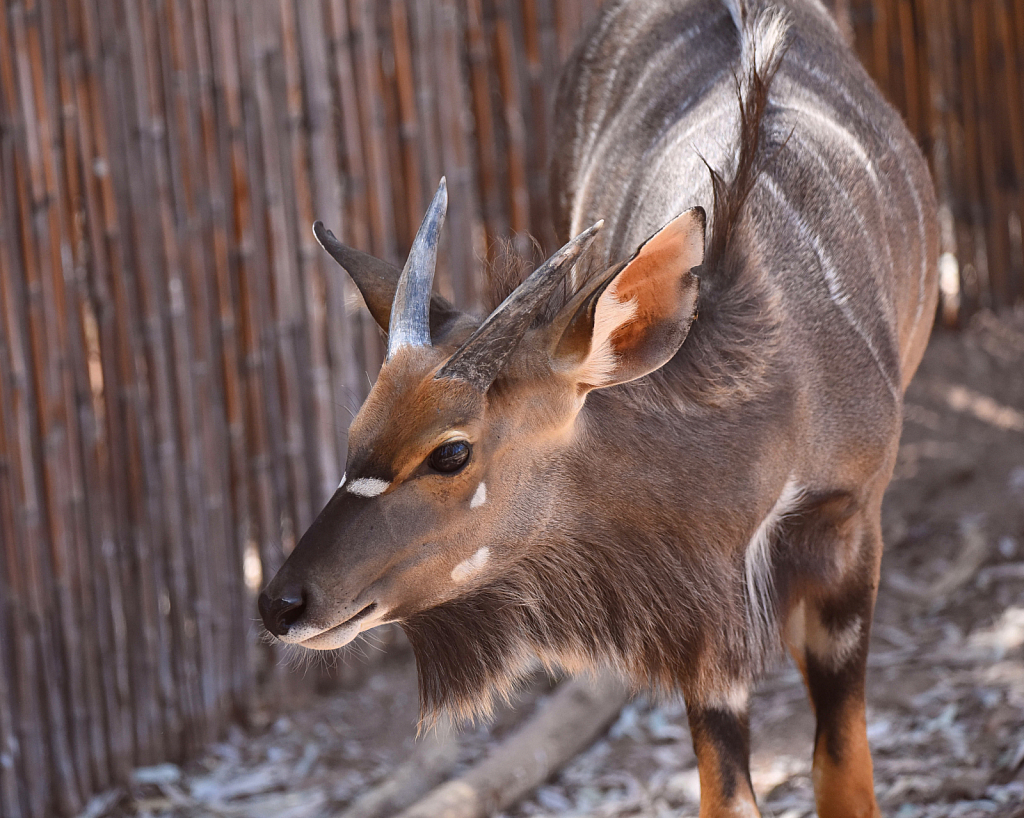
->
[337,473,347,492]
[470,481,487,509]
[451,546,490,583]
[347,477,390,498]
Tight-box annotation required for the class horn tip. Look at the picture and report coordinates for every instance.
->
[311,220,326,243]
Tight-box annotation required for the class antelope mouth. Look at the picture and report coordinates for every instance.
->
[339,601,378,628]
[298,602,380,650]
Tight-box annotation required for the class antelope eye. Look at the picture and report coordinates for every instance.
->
[428,440,471,473]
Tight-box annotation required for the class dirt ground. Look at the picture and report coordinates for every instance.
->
[90,312,1024,818]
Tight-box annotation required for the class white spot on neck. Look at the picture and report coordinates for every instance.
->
[347,477,390,498]
[470,481,487,509]
[451,546,489,583]
[337,473,347,492]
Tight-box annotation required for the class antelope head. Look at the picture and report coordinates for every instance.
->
[259,179,704,688]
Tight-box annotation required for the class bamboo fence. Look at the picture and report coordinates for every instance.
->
[0,1,1020,816]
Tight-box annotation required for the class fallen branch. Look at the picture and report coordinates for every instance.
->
[338,727,460,818]
[395,673,631,818]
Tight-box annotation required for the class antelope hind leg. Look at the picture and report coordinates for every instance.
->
[784,526,882,818]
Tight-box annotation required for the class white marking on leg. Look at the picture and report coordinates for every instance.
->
[337,473,347,492]
[451,547,490,583]
[727,800,761,818]
[745,476,804,654]
[806,611,863,671]
[470,481,487,509]
[347,477,390,498]
[707,680,750,715]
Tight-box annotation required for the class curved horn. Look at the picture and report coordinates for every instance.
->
[436,220,603,389]
[388,178,447,360]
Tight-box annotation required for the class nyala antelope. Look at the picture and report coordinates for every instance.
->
[259,0,937,815]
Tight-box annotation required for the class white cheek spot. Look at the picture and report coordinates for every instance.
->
[470,481,487,509]
[347,477,390,498]
[451,546,490,583]
[337,473,347,492]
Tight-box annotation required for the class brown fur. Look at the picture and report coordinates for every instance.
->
[263,2,938,815]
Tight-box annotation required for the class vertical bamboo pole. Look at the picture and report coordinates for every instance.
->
[0,89,47,818]
[391,0,426,238]
[493,0,531,259]
[66,0,133,779]
[996,0,1024,305]
[436,0,483,307]
[7,0,87,808]
[328,0,385,381]
[204,0,258,708]
[152,0,222,749]
[351,0,399,266]
[463,0,507,261]
[407,0,448,295]
[92,0,178,763]
[970,1,1009,306]
[17,0,95,801]
[171,0,238,728]
[296,0,363,476]
[0,304,24,818]
[232,0,288,602]
[81,0,164,768]
[245,0,310,559]
[49,0,116,789]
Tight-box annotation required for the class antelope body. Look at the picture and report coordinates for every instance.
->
[259,1,938,815]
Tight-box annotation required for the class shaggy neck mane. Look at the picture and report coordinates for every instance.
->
[401,522,753,724]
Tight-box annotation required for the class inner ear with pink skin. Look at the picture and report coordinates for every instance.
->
[551,207,705,390]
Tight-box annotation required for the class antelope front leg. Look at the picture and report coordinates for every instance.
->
[786,579,881,818]
[686,688,759,818]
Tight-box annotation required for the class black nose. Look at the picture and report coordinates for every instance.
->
[258,586,307,637]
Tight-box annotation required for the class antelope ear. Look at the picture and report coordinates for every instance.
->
[552,208,704,390]
[312,221,468,339]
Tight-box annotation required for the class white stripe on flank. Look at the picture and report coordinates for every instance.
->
[347,477,390,498]
[470,481,487,509]
[613,92,734,241]
[745,477,804,652]
[572,17,707,246]
[762,173,900,401]
[791,58,929,368]
[786,129,896,326]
